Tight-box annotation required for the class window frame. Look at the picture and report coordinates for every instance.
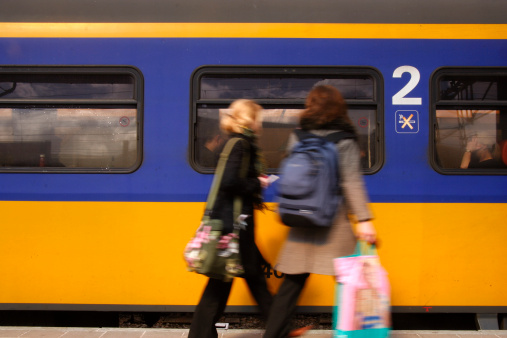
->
[430,67,507,175]
[190,65,384,175]
[0,65,144,173]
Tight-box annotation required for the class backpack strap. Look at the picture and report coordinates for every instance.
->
[294,129,356,144]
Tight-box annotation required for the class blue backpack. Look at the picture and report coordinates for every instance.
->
[276,129,353,228]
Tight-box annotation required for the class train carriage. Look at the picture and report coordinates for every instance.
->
[0,0,506,328]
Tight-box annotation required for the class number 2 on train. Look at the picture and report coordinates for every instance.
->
[392,65,422,105]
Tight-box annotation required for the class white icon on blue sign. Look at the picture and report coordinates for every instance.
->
[395,110,419,133]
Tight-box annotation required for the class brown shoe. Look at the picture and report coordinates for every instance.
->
[288,325,313,337]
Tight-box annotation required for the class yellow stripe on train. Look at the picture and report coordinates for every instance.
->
[0,201,505,307]
[0,23,506,39]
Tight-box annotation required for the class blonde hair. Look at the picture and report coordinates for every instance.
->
[220,99,262,134]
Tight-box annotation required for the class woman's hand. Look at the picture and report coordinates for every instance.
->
[356,221,377,244]
[258,175,269,189]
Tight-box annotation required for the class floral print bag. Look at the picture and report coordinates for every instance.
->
[184,138,249,282]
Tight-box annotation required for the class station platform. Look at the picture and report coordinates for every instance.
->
[0,328,506,338]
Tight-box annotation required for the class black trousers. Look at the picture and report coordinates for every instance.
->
[188,272,273,338]
[263,273,310,338]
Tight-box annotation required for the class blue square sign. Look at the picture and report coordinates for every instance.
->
[395,110,419,133]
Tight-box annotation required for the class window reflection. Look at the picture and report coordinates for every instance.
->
[349,109,377,169]
[439,77,503,101]
[433,69,507,173]
[0,74,134,100]
[192,67,382,174]
[195,107,377,171]
[0,68,142,172]
[435,110,507,169]
[0,108,138,168]
[201,76,374,100]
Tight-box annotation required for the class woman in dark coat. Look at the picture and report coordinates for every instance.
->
[189,99,273,338]
[263,85,377,338]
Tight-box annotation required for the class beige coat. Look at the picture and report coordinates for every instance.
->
[275,130,373,276]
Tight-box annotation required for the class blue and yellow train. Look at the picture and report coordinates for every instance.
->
[0,0,506,322]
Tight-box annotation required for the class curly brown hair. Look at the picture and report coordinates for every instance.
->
[300,85,354,132]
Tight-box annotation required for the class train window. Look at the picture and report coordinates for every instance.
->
[191,66,383,174]
[0,66,143,173]
[431,68,507,174]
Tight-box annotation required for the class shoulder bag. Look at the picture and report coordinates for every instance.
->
[184,137,249,281]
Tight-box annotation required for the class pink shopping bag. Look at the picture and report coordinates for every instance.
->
[332,242,390,338]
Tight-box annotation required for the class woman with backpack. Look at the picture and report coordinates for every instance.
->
[263,85,377,338]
